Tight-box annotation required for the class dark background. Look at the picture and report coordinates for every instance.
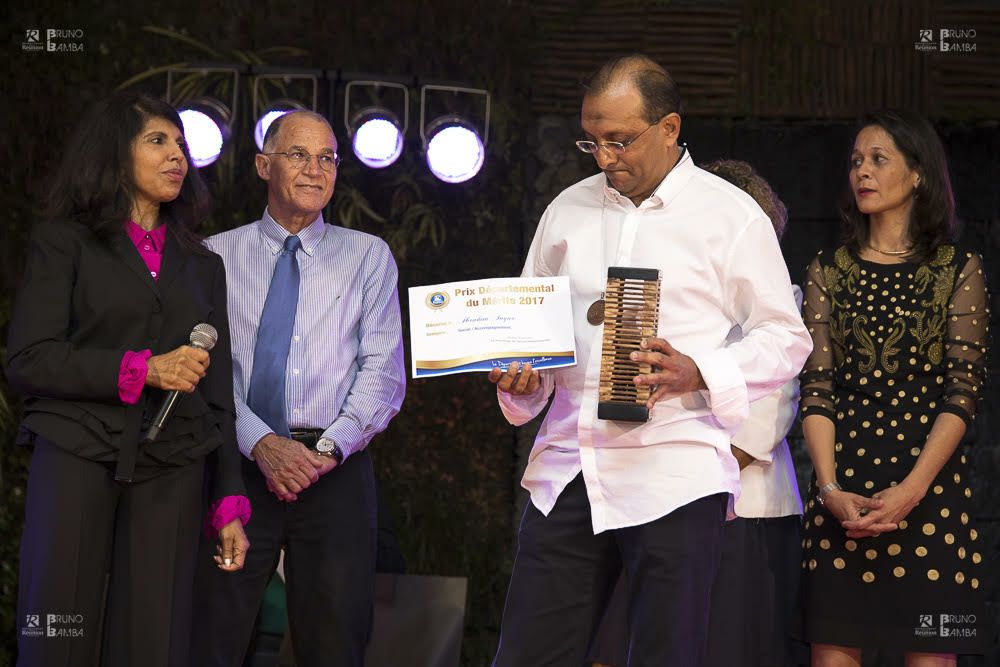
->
[2,1,998,665]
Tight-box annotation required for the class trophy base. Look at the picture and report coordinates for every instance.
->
[597,402,650,422]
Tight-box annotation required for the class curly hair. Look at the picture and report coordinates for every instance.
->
[702,159,788,240]
[43,91,211,251]
[840,109,955,264]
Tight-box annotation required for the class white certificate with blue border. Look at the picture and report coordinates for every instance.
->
[408,276,577,378]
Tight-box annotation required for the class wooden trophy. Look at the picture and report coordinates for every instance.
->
[597,267,661,422]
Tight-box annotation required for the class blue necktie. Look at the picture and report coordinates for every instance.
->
[247,235,301,437]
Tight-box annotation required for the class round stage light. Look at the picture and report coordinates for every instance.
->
[350,108,404,169]
[254,100,307,151]
[424,115,485,183]
[177,98,230,168]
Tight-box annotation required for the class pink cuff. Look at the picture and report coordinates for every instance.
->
[118,349,152,405]
[205,496,252,537]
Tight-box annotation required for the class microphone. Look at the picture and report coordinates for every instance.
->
[142,323,218,442]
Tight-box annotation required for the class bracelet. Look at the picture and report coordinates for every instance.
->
[817,481,842,505]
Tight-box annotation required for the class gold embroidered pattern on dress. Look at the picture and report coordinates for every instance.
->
[853,315,877,373]
[823,246,957,374]
[925,265,956,310]
[881,319,906,373]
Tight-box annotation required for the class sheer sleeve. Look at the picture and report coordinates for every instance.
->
[799,255,836,421]
[940,252,989,426]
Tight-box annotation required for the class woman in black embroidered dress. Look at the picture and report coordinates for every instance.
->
[799,110,988,666]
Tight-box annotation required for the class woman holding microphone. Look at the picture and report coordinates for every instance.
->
[7,92,250,667]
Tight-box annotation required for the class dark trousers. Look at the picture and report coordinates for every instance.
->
[703,515,804,667]
[493,474,727,667]
[17,437,204,667]
[590,515,805,667]
[192,450,377,667]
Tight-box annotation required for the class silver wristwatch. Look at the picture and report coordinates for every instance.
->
[316,437,344,464]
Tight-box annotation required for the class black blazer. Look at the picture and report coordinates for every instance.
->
[6,219,243,499]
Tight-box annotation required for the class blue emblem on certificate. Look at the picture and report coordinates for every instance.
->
[425,291,450,309]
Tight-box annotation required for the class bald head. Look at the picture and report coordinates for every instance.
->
[262,110,336,153]
[583,54,682,123]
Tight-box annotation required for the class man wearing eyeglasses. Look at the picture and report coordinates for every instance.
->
[193,110,406,667]
[489,55,812,665]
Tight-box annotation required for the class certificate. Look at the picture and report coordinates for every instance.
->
[408,276,577,378]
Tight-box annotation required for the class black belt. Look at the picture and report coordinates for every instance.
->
[289,428,324,449]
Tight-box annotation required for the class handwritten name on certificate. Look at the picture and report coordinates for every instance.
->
[408,277,577,378]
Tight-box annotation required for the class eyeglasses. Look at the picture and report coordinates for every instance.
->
[262,150,341,171]
[575,119,662,156]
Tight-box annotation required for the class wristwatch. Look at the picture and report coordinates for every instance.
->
[316,437,344,465]
[816,481,842,505]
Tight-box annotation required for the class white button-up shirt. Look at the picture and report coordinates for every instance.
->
[499,152,812,533]
[730,286,805,519]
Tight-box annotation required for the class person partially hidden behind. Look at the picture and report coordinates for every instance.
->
[193,110,406,667]
[488,54,812,666]
[7,92,249,667]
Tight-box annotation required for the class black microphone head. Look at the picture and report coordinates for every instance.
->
[190,323,218,351]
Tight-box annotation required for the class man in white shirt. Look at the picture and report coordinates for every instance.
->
[488,55,812,665]
[588,159,807,667]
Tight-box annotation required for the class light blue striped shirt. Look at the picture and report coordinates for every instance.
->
[205,209,406,459]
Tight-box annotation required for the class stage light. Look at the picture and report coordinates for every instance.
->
[419,84,491,183]
[177,98,231,168]
[350,108,404,168]
[344,80,410,169]
[423,115,485,183]
[254,100,308,151]
[166,66,240,167]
